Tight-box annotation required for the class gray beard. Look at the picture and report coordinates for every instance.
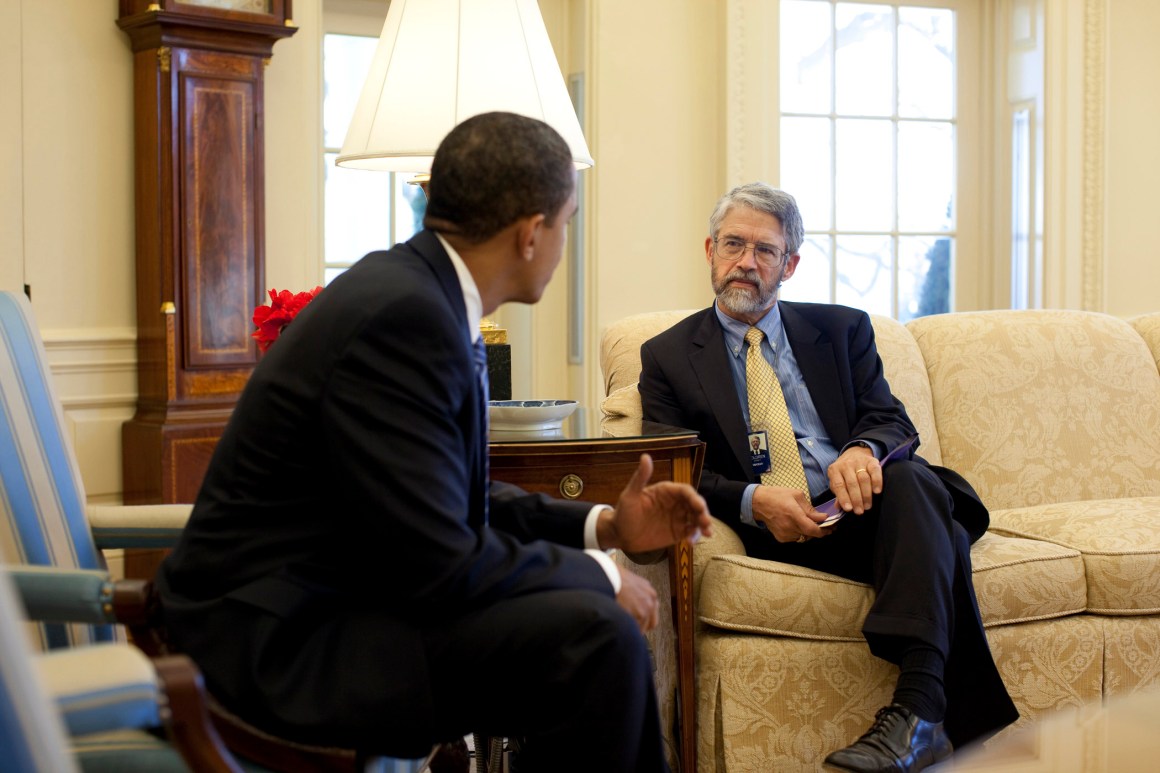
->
[712,264,782,316]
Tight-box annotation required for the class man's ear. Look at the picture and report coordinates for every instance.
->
[517,214,547,261]
[781,253,802,281]
[704,236,715,266]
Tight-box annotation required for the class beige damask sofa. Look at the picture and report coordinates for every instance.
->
[602,308,1160,772]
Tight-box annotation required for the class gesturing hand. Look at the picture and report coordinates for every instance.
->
[617,566,660,633]
[597,454,713,554]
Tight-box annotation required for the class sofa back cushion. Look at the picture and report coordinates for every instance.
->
[1131,312,1160,371]
[908,310,1160,511]
[599,308,942,464]
[600,309,700,419]
[868,314,942,466]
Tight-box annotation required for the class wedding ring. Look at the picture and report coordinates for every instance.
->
[796,535,807,543]
[855,468,868,475]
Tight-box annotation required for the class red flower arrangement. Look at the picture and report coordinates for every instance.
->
[252,286,323,352]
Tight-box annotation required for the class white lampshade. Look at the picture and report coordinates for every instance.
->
[336,0,593,172]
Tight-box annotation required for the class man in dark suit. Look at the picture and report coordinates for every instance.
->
[157,112,711,773]
[638,183,1017,772]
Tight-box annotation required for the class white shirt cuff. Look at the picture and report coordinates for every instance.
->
[585,549,622,594]
[583,504,608,550]
[583,505,620,593]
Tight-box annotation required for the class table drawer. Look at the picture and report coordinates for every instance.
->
[490,458,675,503]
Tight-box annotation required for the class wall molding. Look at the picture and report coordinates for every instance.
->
[1081,0,1106,311]
[725,0,747,187]
[724,0,780,188]
[42,329,136,347]
[54,394,138,411]
[39,329,138,501]
[42,329,137,405]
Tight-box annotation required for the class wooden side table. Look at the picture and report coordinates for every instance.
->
[489,418,704,773]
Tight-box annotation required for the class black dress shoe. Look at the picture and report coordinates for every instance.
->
[824,704,952,773]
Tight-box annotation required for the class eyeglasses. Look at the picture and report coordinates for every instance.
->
[713,237,786,266]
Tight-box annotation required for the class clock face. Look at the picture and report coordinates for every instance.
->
[177,0,271,12]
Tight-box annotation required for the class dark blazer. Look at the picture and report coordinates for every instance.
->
[639,302,990,555]
[157,230,611,752]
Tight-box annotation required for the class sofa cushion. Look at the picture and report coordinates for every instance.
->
[698,532,1085,640]
[989,496,1160,614]
[908,310,1160,512]
[1131,312,1160,371]
[600,309,699,402]
[601,383,645,420]
[868,314,942,466]
[698,555,872,641]
[970,531,1088,624]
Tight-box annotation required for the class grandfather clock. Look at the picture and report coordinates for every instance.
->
[117,1,296,525]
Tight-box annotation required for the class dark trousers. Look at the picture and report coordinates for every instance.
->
[191,587,668,773]
[424,589,668,773]
[748,461,1017,747]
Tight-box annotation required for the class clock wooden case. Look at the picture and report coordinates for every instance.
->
[117,1,296,510]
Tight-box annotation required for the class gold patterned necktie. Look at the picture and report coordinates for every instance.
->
[744,326,809,495]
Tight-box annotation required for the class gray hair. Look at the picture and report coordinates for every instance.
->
[708,183,804,255]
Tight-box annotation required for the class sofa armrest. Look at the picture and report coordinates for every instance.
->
[693,516,747,603]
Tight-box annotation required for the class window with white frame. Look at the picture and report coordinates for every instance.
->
[777,0,958,321]
[322,30,426,284]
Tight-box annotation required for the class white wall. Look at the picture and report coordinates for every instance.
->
[19,2,135,331]
[264,2,326,296]
[1103,0,1160,318]
[3,1,137,503]
[585,0,723,402]
[501,0,723,407]
[0,0,23,293]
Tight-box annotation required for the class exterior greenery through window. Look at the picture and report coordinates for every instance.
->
[778,0,956,321]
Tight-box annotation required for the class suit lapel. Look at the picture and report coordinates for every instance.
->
[410,230,489,527]
[780,303,850,446]
[410,230,471,337]
[688,310,758,481]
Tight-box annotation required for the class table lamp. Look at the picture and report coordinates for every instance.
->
[335,0,594,399]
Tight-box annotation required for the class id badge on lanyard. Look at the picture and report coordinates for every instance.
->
[748,430,771,475]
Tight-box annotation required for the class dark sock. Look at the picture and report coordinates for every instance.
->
[891,643,947,722]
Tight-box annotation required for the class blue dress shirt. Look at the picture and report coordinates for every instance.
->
[714,303,880,527]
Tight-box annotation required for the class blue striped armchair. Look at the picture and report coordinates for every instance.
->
[0,562,246,772]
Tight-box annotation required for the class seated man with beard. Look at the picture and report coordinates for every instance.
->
[638,183,1016,773]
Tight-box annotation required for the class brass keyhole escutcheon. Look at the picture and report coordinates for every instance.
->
[559,473,584,499]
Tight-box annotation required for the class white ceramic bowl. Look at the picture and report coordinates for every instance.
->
[488,399,579,431]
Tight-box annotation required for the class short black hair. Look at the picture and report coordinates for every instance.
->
[423,112,575,243]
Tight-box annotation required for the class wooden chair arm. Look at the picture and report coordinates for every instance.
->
[153,655,245,773]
